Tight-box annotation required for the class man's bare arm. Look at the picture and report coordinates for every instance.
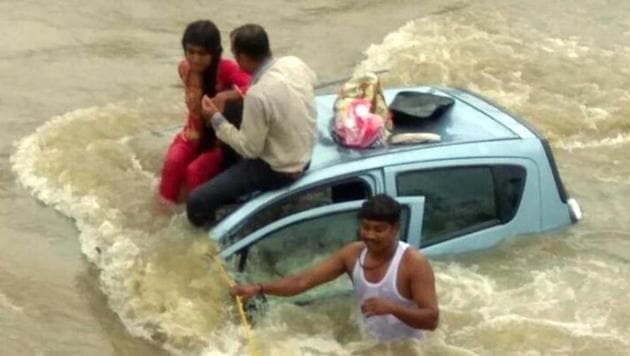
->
[392,251,439,329]
[230,243,360,300]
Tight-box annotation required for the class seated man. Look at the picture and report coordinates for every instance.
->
[186,23,318,227]
[231,194,439,342]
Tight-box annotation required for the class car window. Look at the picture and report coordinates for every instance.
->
[227,179,372,243]
[493,165,527,223]
[397,165,526,247]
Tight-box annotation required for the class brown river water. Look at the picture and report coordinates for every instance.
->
[2,0,629,355]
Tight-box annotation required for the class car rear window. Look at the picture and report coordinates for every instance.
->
[397,165,526,247]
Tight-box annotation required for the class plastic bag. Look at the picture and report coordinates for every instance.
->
[332,72,392,148]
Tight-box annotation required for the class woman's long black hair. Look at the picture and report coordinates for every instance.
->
[181,20,222,151]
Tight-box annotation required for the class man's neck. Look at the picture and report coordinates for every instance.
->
[368,241,398,262]
[251,56,274,83]
[252,56,271,70]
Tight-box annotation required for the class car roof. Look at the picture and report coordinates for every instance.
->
[310,86,538,171]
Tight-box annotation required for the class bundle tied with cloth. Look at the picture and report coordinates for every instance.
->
[331,71,453,148]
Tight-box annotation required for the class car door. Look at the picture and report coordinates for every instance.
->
[216,174,379,248]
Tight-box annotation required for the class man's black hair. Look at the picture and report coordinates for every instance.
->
[358,194,401,225]
[230,24,272,61]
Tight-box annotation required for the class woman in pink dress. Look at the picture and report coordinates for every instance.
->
[158,20,250,205]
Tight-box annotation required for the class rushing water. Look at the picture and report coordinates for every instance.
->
[3,0,630,355]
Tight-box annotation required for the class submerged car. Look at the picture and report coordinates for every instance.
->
[209,86,581,285]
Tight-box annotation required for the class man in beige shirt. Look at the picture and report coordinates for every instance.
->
[187,23,317,227]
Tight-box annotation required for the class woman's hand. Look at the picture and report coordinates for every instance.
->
[182,127,199,140]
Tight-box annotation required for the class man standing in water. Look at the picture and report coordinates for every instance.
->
[231,194,439,341]
[187,23,317,227]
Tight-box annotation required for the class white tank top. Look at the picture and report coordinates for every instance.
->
[352,241,424,341]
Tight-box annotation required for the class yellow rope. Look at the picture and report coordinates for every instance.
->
[211,255,261,356]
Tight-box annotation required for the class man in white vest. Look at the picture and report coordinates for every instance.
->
[230,194,439,341]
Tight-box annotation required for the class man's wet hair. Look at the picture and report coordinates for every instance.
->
[358,194,401,225]
[230,24,272,61]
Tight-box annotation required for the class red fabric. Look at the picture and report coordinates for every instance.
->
[185,146,224,191]
[159,58,250,202]
[159,133,224,202]
[217,59,250,94]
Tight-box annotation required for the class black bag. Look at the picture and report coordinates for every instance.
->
[389,92,454,129]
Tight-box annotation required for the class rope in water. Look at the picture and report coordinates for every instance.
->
[211,255,260,356]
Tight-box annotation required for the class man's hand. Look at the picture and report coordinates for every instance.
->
[233,84,245,99]
[201,95,219,120]
[361,297,396,317]
[212,92,228,113]
[230,284,261,302]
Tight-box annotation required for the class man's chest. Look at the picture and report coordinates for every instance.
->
[362,263,412,299]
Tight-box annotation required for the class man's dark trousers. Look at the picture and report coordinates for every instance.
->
[186,158,296,227]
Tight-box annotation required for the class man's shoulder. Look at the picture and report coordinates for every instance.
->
[338,241,364,266]
[343,240,365,252]
[401,244,428,262]
[275,55,307,66]
[273,56,317,83]
[401,244,432,276]
[243,83,266,101]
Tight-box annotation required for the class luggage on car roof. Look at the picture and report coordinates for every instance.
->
[389,91,454,129]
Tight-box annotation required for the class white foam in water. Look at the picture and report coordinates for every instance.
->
[556,133,630,150]
[0,291,24,313]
